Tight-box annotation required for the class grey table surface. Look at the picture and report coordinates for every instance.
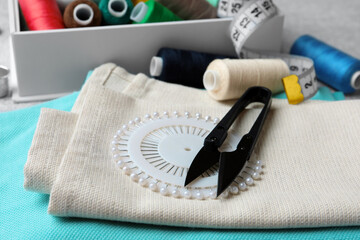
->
[0,0,359,112]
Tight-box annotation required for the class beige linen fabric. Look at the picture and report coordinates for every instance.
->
[26,63,360,229]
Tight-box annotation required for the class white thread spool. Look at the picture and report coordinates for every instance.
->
[0,66,9,98]
[73,3,95,26]
[203,59,290,101]
[130,2,148,22]
[351,71,360,90]
[150,56,163,77]
[108,0,128,18]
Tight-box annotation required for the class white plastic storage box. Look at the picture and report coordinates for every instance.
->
[8,0,284,102]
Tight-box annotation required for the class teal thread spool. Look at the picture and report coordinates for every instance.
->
[291,35,360,94]
[130,0,182,24]
[99,0,133,24]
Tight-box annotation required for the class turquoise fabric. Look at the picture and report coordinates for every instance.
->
[274,86,345,101]
[1,89,359,239]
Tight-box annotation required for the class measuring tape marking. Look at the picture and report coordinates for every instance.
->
[220,0,318,104]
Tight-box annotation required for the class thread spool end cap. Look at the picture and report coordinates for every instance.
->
[203,70,220,91]
[130,2,148,23]
[73,3,94,26]
[150,57,163,77]
[108,0,128,18]
[351,71,360,90]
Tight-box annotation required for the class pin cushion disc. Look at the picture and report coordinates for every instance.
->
[111,111,264,200]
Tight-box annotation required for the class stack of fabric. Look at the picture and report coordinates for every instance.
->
[1,63,360,238]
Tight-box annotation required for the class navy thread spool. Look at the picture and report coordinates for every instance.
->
[291,35,360,93]
[99,0,133,25]
[150,48,234,89]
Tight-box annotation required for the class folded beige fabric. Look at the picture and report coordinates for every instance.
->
[25,63,360,229]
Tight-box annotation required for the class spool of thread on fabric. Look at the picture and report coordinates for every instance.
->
[63,0,102,28]
[18,0,65,31]
[155,0,217,20]
[150,48,234,89]
[203,59,290,101]
[99,0,133,24]
[130,0,182,23]
[291,35,360,94]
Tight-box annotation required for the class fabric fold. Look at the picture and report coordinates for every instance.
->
[25,63,360,229]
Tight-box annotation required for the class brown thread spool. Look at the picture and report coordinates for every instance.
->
[63,0,102,28]
[203,59,290,100]
[155,0,217,20]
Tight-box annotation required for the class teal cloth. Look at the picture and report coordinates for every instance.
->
[274,86,345,101]
[1,87,359,239]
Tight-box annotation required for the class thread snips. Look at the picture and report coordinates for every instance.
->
[184,86,272,197]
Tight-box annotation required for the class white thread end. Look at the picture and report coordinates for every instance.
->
[73,3,94,26]
[150,56,163,77]
[351,71,360,90]
[203,70,220,91]
[108,0,128,18]
[130,2,148,22]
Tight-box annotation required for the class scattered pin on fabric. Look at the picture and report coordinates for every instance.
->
[203,59,289,101]
[63,0,102,28]
[130,0,182,24]
[155,0,217,20]
[227,0,318,104]
[150,48,234,89]
[111,110,266,200]
[291,35,360,94]
[99,0,133,25]
[18,0,65,30]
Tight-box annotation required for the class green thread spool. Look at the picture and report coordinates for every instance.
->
[130,0,181,24]
[99,0,133,24]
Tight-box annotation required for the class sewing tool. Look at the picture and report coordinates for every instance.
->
[111,107,266,199]
[203,59,289,100]
[18,0,65,30]
[130,0,182,23]
[0,66,9,98]
[150,48,234,89]
[99,0,133,25]
[155,0,217,20]
[291,35,360,94]
[185,87,272,197]
[63,0,102,28]
[225,0,317,104]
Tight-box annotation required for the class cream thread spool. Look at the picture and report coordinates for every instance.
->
[203,59,289,101]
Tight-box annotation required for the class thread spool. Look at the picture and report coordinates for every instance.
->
[291,35,360,94]
[150,48,234,89]
[130,0,182,23]
[63,0,102,28]
[99,0,133,24]
[0,66,9,98]
[18,0,65,31]
[155,0,217,20]
[203,59,289,101]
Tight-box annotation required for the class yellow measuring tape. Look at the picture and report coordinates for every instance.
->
[218,0,318,104]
